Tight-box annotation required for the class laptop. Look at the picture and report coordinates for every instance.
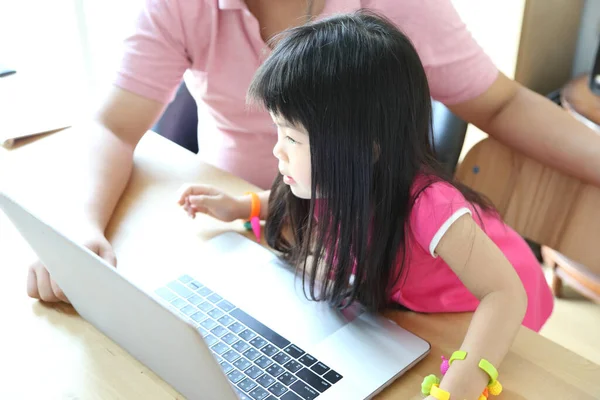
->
[0,191,430,400]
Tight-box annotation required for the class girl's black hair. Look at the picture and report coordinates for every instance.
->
[247,10,493,312]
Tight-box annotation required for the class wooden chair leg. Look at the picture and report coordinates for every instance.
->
[542,246,563,298]
[551,265,563,298]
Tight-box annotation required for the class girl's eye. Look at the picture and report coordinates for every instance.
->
[286,136,299,144]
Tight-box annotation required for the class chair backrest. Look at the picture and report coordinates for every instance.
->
[456,137,600,269]
[152,82,199,153]
[430,100,468,175]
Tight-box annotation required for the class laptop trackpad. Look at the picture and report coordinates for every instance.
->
[193,232,362,348]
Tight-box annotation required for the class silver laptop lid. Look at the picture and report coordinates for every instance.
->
[0,191,237,400]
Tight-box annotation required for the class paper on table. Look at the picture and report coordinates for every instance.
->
[0,74,73,148]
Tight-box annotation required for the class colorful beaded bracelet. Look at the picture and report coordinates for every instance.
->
[421,351,503,399]
[244,192,261,242]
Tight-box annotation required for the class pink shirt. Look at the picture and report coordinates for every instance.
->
[395,177,554,332]
[115,0,498,189]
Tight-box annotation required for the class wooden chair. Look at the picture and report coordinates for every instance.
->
[456,136,600,302]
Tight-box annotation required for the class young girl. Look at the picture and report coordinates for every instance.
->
[177,11,553,400]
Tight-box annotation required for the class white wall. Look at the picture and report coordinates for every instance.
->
[0,0,144,107]
[572,0,600,77]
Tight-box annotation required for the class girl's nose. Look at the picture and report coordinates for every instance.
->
[273,139,287,162]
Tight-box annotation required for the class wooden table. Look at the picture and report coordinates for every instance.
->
[1,131,599,400]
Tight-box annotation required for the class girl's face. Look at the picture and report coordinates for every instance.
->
[271,114,312,199]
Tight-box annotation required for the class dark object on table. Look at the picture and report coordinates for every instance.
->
[0,66,17,78]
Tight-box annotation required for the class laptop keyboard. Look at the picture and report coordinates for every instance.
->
[155,274,343,400]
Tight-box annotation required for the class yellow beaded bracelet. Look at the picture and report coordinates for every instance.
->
[429,351,503,398]
[449,350,467,365]
[430,384,450,400]
[478,358,503,395]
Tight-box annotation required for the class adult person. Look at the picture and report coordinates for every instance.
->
[27,0,600,302]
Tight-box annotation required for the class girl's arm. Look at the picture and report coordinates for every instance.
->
[429,213,528,400]
[177,184,271,221]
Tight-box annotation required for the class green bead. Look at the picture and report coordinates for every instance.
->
[243,221,252,230]
[421,374,439,395]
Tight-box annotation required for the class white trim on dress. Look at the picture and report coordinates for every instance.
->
[429,207,472,257]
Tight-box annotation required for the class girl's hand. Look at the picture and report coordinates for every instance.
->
[176,184,247,222]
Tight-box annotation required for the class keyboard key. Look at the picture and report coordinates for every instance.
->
[217,299,236,312]
[266,364,285,378]
[170,297,187,309]
[283,345,305,359]
[190,311,207,323]
[281,392,302,400]
[244,348,261,361]
[214,355,224,364]
[260,344,279,357]
[208,308,225,320]
[180,305,197,316]
[256,373,276,388]
[186,280,203,290]
[207,293,223,304]
[211,325,229,338]
[283,360,303,374]
[235,387,252,400]
[237,378,258,392]
[267,382,288,396]
[220,361,234,374]
[228,322,246,334]
[290,381,318,400]
[178,275,193,284]
[167,281,193,298]
[278,372,298,386]
[310,362,329,375]
[228,369,245,384]
[254,356,273,369]
[222,350,241,363]
[155,287,176,302]
[200,318,218,330]
[250,337,268,350]
[249,386,270,400]
[211,342,229,355]
[198,301,214,312]
[197,326,209,337]
[239,330,257,341]
[231,308,291,349]
[296,368,331,393]
[265,397,277,400]
[218,315,235,327]
[197,286,213,297]
[187,294,204,305]
[204,334,218,346]
[233,340,251,353]
[323,370,342,384]
[221,333,238,345]
[298,354,317,367]
[272,352,291,365]
[234,357,253,371]
[244,365,263,379]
